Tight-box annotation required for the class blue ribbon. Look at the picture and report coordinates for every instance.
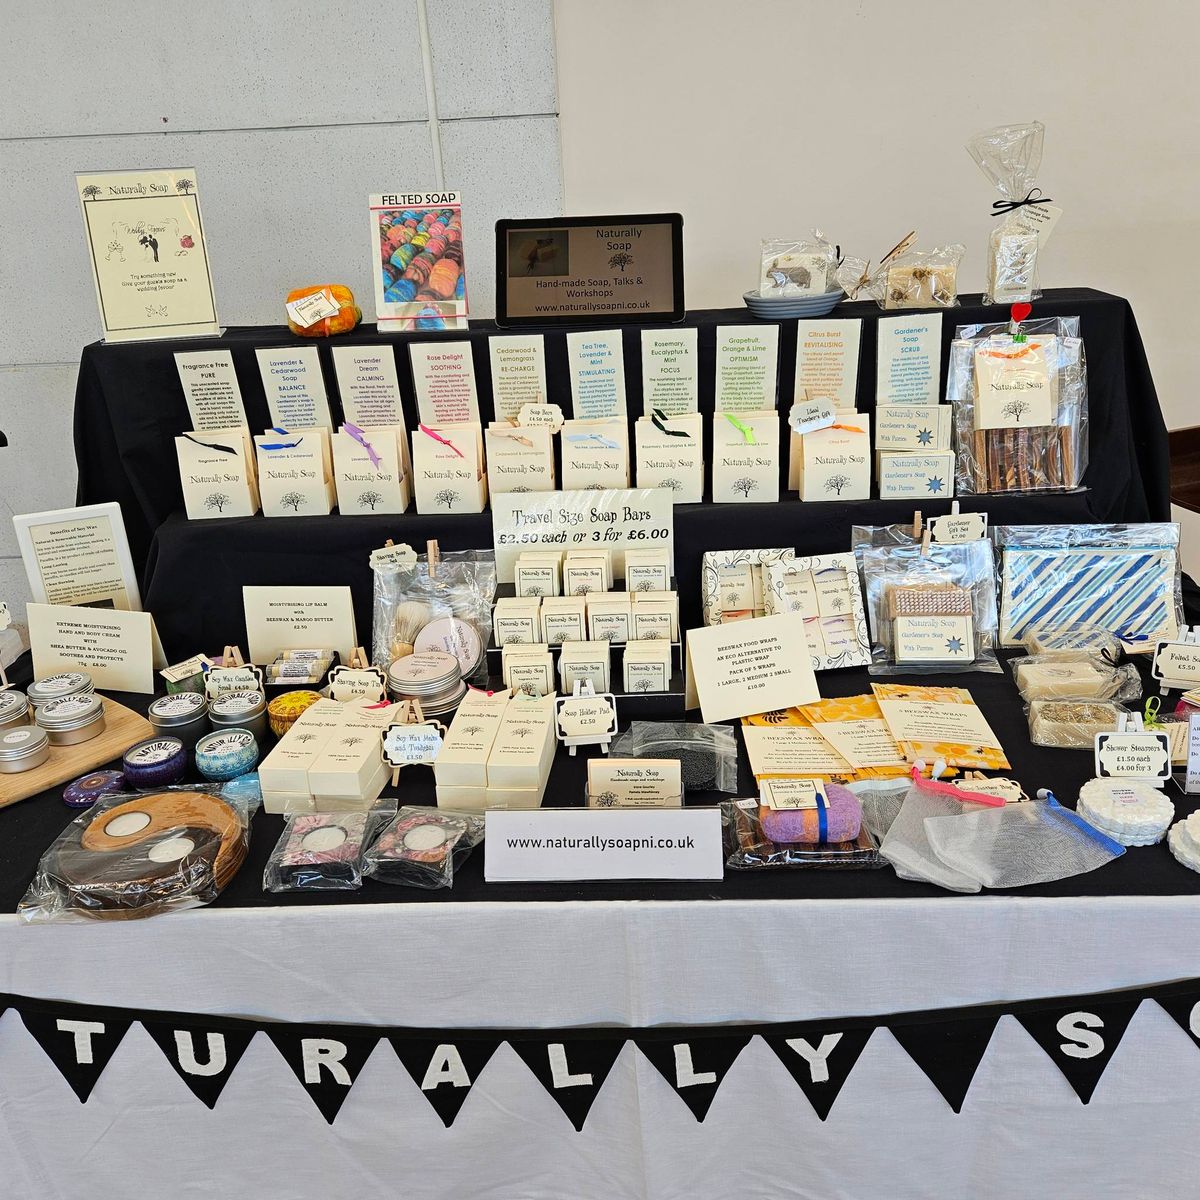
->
[816,789,828,845]
[260,426,303,451]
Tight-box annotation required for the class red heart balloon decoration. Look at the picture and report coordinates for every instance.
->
[1010,302,1032,323]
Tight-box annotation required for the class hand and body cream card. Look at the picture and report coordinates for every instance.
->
[641,329,699,416]
[794,319,862,410]
[243,586,357,665]
[412,423,487,513]
[255,347,333,431]
[876,313,941,405]
[634,412,703,503]
[255,428,335,517]
[175,350,245,430]
[560,420,630,491]
[711,411,780,503]
[331,345,405,427]
[485,425,556,493]
[488,335,547,421]
[409,342,480,425]
[567,330,627,419]
[715,326,780,411]
[28,603,161,693]
[77,168,218,343]
[685,612,819,723]
[332,425,409,515]
[177,428,259,519]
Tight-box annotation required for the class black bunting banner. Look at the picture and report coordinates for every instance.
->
[5,979,1200,1125]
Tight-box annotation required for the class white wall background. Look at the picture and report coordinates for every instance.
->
[555,0,1199,435]
[0,0,562,623]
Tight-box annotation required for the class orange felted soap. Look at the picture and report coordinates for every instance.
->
[285,284,362,337]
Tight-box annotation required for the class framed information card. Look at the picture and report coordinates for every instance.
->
[495,213,684,327]
[77,168,219,343]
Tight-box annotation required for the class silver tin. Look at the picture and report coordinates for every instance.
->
[148,691,210,749]
[0,690,31,731]
[34,693,107,746]
[0,725,51,773]
[209,689,268,742]
[26,672,95,708]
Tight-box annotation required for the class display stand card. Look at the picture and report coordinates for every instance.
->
[331,345,405,427]
[711,411,780,503]
[14,502,142,611]
[243,585,357,665]
[409,342,480,425]
[28,603,161,693]
[488,335,547,421]
[332,425,409,515]
[715,326,780,412]
[798,415,870,501]
[176,428,259,519]
[641,329,699,416]
[175,350,245,430]
[794,319,862,410]
[560,420,631,491]
[1153,636,1200,691]
[255,427,335,517]
[412,423,487,514]
[566,330,627,419]
[685,612,819,723]
[875,405,952,451]
[634,412,703,503]
[485,425,556,494]
[1094,731,1171,785]
[517,402,564,431]
[77,168,218,343]
[974,343,1054,429]
[877,451,956,499]
[876,313,941,405]
[929,510,988,544]
[255,347,333,430]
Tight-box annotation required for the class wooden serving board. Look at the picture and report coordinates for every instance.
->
[0,698,152,809]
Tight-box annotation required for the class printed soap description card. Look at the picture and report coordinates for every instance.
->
[488,335,548,421]
[256,347,333,430]
[794,319,862,409]
[567,330,627,419]
[876,313,942,405]
[331,345,405,427]
[409,343,481,425]
[641,329,699,416]
[715,326,780,411]
[175,350,245,430]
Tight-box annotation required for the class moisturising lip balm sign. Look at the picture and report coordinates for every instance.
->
[491,489,674,584]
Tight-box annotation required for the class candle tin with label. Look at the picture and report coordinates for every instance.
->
[0,690,31,731]
[35,693,107,746]
[195,728,260,781]
[267,690,323,737]
[122,737,189,788]
[148,692,210,749]
[209,690,268,742]
[27,672,94,709]
[0,726,50,774]
[63,769,129,809]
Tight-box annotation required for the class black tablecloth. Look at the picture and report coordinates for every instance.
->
[76,288,1169,576]
[3,656,1200,914]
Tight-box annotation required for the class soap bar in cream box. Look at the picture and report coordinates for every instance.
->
[515,552,562,598]
[560,419,630,491]
[563,551,611,597]
[486,695,557,796]
[797,412,870,501]
[540,596,588,644]
[411,422,488,514]
[559,640,611,694]
[501,643,555,697]
[485,424,556,495]
[624,547,672,593]
[623,639,673,693]
[586,593,632,643]
[877,451,956,500]
[256,427,336,517]
[494,596,543,645]
[631,590,679,642]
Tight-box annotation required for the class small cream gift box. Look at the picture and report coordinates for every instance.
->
[177,427,260,519]
[412,422,487,514]
[711,411,780,503]
[255,427,335,517]
[332,424,410,515]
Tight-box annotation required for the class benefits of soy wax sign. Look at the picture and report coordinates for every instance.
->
[491,488,674,583]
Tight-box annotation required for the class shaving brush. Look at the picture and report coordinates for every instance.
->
[390,600,433,659]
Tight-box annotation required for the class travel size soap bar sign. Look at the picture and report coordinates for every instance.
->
[491,488,674,583]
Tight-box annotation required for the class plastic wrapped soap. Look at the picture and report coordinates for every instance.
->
[760,782,862,844]
[1022,624,1121,663]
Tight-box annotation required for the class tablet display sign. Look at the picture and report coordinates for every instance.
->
[496,213,683,326]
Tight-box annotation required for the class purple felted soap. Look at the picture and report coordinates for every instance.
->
[760,782,862,844]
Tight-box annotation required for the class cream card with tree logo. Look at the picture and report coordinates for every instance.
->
[255,428,334,517]
[177,428,259,519]
[332,425,409,515]
[412,423,487,514]
[711,411,779,503]
[635,412,703,503]
[77,169,218,343]
[485,426,556,494]
[560,420,630,491]
[974,342,1054,428]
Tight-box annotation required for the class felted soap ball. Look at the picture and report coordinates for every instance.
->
[760,782,862,844]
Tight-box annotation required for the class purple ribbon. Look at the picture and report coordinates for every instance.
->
[343,422,382,470]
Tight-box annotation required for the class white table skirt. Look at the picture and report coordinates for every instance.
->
[2,895,1200,1199]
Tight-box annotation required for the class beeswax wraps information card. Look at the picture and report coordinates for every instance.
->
[685,613,819,724]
